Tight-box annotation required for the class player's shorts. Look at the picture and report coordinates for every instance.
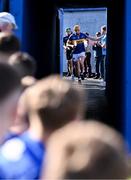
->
[66,49,73,60]
[72,52,85,62]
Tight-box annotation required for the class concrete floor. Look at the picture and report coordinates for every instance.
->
[63,77,108,122]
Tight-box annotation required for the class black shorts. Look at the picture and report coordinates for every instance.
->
[85,52,91,59]
[66,49,73,60]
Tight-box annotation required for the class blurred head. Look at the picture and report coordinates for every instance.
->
[74,25,80,35]
[101,25,107,35]
[0,63,21,141]
[66,28,72,36]
[44,121,129,179]
[8,52,36,79]
[8,53,37,133]
[0,32,20,62]
[0,12,17,32]
[24,75,85,132]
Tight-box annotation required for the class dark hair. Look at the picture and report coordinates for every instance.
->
[8,52,36,78]
[85,32,89,36]
[0,32,20,54]
[96,31,101,36]
[66,28,71,32]
[102,25,107,32]
[0,63,21,101]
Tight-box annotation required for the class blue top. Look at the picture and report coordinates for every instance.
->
[69,32,87,54]
[3,132,19,142]
[63,35,70,46]
[101,34,107,55]
[0,132,45,179]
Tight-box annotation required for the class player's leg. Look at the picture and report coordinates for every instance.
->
[84,54,88,77]
[86,52,92,78]
[73,54,81,83]
[66,61,70,76]
[101,55,105,80]
[79,53,85,80]
[77,60,81,83]
[94,57,100,79]
[69,59,74,80]
[66,50,71,76]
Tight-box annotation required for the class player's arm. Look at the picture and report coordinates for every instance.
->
[97,41,102,47]
[101,41,106,48]
[86,35,104,41]
[63,38,67,50]
[67,39,75,48]
[63,44,67,50]
[63,42,71,51]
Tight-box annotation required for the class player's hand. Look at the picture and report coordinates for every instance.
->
[73,45,76,49]
[66,47,70,50]
[97,42,102,46]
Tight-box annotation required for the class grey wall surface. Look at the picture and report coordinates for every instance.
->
[63,9,107,73]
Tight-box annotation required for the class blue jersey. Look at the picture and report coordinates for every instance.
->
[63,35,70,46]
[0,132,45,179]
[69,32,87,54]
[3,132,19,142]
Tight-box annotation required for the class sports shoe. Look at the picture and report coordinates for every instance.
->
[66,72,71,77]
[71,75,75,81]
[81,74,84,80]
[78,78,82,84]
[93,76,99,79]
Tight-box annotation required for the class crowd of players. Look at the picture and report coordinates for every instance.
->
[63,25,107,83]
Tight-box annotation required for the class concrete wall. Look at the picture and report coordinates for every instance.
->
[63,9,107,73]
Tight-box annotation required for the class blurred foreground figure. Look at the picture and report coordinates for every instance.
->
[0,75,85,179]
[7,52,37,136]
[0,63,21,142]
[43,121,129,179]
[8,52,36,87]
[0,32,20,62]
[0,12,17,32]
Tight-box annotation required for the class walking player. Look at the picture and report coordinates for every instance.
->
[68,25,88,83]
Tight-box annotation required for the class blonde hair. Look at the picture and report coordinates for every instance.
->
[0,32,20,54]
[74,25,80,32]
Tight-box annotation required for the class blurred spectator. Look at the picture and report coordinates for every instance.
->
[0,12,17,32]
[43,121,129,179]
[8,52,36,78]
[4,52,37,139]
[0,63,21,143]
[0,32,20,62]
[5,91,29,140]
[8,52,36,87]
[0,75,85,179]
